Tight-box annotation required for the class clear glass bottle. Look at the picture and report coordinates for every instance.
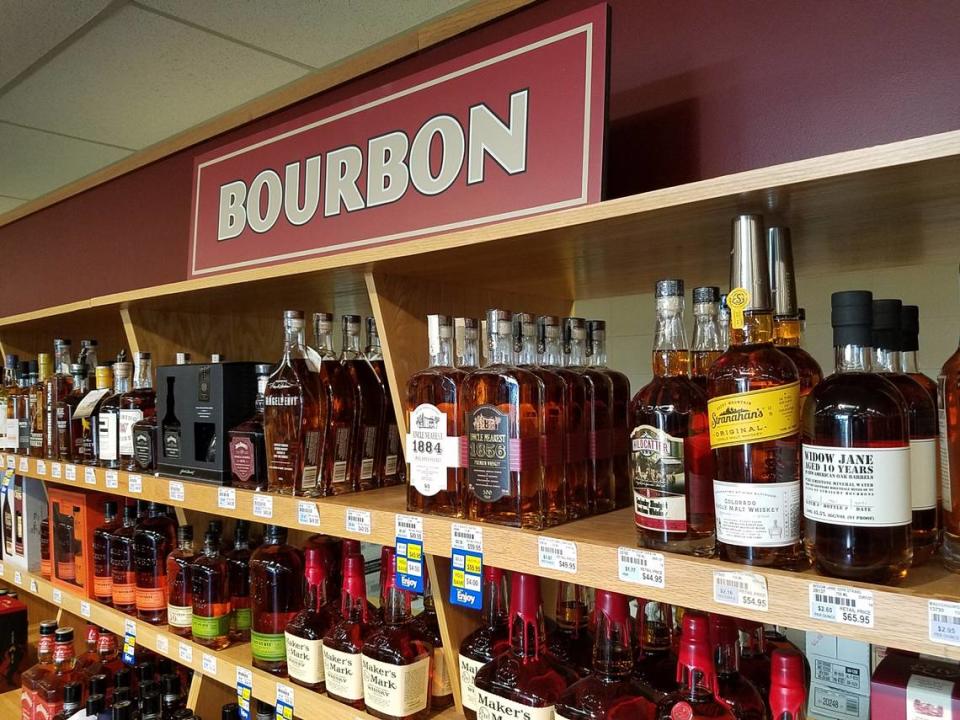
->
[250,525,304,676]
[632,601,678,700]
[709,614,766,720]
[191,530,231,650]
[323,552,376,711]
[45,339,74,460]
[16,360,33,453]
[227,520,252,642]
[55,363,86,462]
[632,280,715,556]
[455,318,481,370]
[133,502,178,624]
[120,353,155,472]
[285,546,338,691]
[228,364,272,490]
[366,317,403,486]
[166,525,196,638]
[691,287,723,391]
[316,312,356,496]
[98,360,131,469]
[92,501,121,607]
[547,581,594,677]
[458,566,510,720]
[110,503,139,614]
[342,315,386,491]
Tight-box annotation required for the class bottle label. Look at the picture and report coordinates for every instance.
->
[385,423,400,478]
[802,444,912,526]
[285,632,324,684]
[467,405,511,502]
[322,645,364,700]
[57,560,76,581]
[72,389,109,420]
[268,441,299,475]
[905,668,955,720]
[458,654,486,711]
[631,425,687,532]
[161,427,180,460]
[230,437,256,484]
[707,381,800,448]
[232,606,251,631]
[93,575,113,598]
[251,630,286,662]
[18,418,29,449]
[361,654,429,717]
[713,479,801,547]
[135,428,155,468]
[359,425,378,480]
[303,429,320,488]
[911,438,938,511]
[192,613,230,639]
[476,690,554,720]
[938,375,952,510]
[21,687,33,720]
[407,404,460,496]
[332,426,351,484]
[118,409,143,456]
[98,413,118,461]
[168,603,192,629]
[136,586,168,611]
[432,647,451,697]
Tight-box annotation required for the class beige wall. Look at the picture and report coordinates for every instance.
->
[575,261,959,393]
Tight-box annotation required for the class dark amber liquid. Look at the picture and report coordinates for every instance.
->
[941,345,960,570]
[547,367,590,520]
[324,611,375,710]
[120,388,155,471]
[228,544,252,641]
[526,366,568,527]
[692,350,723,391]
[555,676,657,720]
[166,546,196,637]
[250,540,304,675]
[459,624,510,720]
[265,358,324,495]
[370,358,403,486]
[92,516,121,605]
[579,367,617,514]
[346,358,385,491]
[362,622,434,720]
[320,360,356,496]
[134,513,177,624]
[192,552,232,650]
[412,605,454,710]
[603,367,633,509]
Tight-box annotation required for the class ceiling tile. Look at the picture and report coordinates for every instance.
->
[137,0,472,69]
[0,5,307,149]
[0,196,25,215]
[0,0,112,89]
[0,122,130,199]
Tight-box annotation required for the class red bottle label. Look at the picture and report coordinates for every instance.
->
[230,437,255,484]
[52,643,74,664]
[97,633,117,654]
[671,701,694,720]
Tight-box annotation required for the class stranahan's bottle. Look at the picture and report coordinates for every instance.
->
[361,546,433,720]
[547,581,594,678]
[366,318,403,485]
[554,589,657,720]
[284,546,338,692]
[250,525,304,676]
[406,315,466,517]
[166,525,196,638]
[768,649,806,720]
[709,615,766,720]
[691,287,723,391]
[708,214,805,570]
[323,552,376,711]
[633,601,679,700]
[342,314,386,491]
[411,570,453,710]
[632,280,715,557]
[458,566,510,720]
[133,502,178,624]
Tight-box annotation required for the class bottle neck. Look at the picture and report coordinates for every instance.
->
[305,573,328,611]
[566,337,587,366]
[37,635,55,663]
[341,330,362,359]
[132,360,153,390]
[284,326,308,360]
[509,609,546,658]
[179,540,194,553]
[114,375,131,394]
[54,346,71,375]
[541,335,563,366]
[517,333,538,365]
[692,304,722,352]
[429,336,455,368]
[731,310,774,346]
[72,374,88,392]
[590,336,609,367]
[314,327,334,356]
[488,331,514,366]
[873,347,901,373]
[383,585,412,625]
[366,331,383,360]
[483,576,508,630]
[203,542,218,558]
[654,299,690,377]
[460,336,479,367]
[773,316,802,347]
[714,639,739,675]
[255,376,267,413]
[835,345,872,373]
[679,665,715,700]
[593,611,632,679]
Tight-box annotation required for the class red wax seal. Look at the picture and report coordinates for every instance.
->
[671,701,694,720]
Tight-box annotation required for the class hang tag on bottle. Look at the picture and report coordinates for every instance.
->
[275,683,295,720]
[236,667,253,720]
[727,287,750,330]
[395,514,424,593]
[929,600,960,646]
[450,524,483,609]
[121,620,137,665]
[809,582,874,627]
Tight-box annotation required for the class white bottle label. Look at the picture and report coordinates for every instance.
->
[361,654,429,717]
[98,414,118,461]
[458,654,486,712]
[910,438,938,511]
[938,375,952,510]
[432,648,451,697]
[322,645,364,701]
[476,690,555,720]
[803,444,911,526]
[713,479,800,546]
[285,633,324,685]
[167,604,192,629]
[118,409,143,456]
[631,425,688,532]
[407,404,461,496]
[906,674,954,720]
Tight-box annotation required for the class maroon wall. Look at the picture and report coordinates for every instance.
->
[3,0,959,315]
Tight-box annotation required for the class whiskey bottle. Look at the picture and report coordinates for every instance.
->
[56,363,87,462]
[709,614,765,720]
[458,566,510,720]
[516,312,567,526]
[35,627,81,720]
[462,309,547,529]
[455,317,481,370]
[166,525,196,638]
[691,287,723,390]
[406,314,466,517]
[227,520,252,642]
[872,298,938,566]
[718,295,731,351]
[98,360,131,469]
[95,629,123,683]
[802,291,912,582]
[410,571,453,710]
[0,354,16,452]
[285,546,338,691]
[588,319,633,509]
[75,623,101,678]
[52,508,78,586]
[44,339,74,460]
[92,501,121,607]
[16,360,32,453]
[21,618,58,720]
[768,649,806,720]
[554,589,656,720]
[264,311,323,496]
[366,317,403,486]
[900,305,938,404]
[708,214,805,569]
[768,227,823,396]
[941,277,960,570]
[632,280,715,557]
[315,312,355,495]
[538,315,590,519]
[547,581,594,678]
[157,374,180,465]
[191,530,231,650]
[361,546,433,720]
[78,365,113,465]
[227,364,271,490]
[110,503,138,614]
[632,600,678,700]
[120,353,155,472]
[565,317,617,514]
[133,502,178,624]
[474,572,579,719]
[342,314,386,491]
[2,488,12,559]
[323,552,375,710]
[29,354,51,458]
[250,524,304,676]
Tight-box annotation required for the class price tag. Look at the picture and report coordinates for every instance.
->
[346,508,371,535]
[178,642,193,663]
[929,600,960,646]
[0,454,4,468]
[169,481,185,502]
[105,470,119,489]
[36,460,46,476]
[217,487,236,510]
[65,465,76,482]
[51,463,62,479]
[236,667,253,720]
[29,579,37,593]
[202,653,217,675]
[18,456,28,472]
[122,620,137,665]
[13,570,21,585]
[395,515,424,593]
[128,475,142,494]
[714,571,769,611]
[297,501,321,527]
[79,601,91,618]
[450,523,483,609]
[84,467,97,485]
[52,589,62,605]
[809,582,874,628]
[156,634,169,653]
[618,547,666,589]
[253,494,273,519]
[538,537,578,573]
[275,683,295,720]
[6,455,13,469]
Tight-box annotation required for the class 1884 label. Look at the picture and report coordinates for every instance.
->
[467,405,510,502]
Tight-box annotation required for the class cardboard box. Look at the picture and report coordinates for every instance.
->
[807,631,871,720]
[47,487,109,599]
[1,473,47,572]
[872,652,960,720]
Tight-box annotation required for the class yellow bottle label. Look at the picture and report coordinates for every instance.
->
[708,381,800,448]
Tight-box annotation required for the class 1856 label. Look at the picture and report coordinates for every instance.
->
[467,405,510,502]
[632,425,687,532]
[708,382,800,448]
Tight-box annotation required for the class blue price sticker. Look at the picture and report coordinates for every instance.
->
[236,668,252,720]
[450,548,483,609]
[121,622,137,666]
[275,683,295,720]
[395,515,425,594]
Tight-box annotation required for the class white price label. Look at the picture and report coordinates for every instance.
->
[346,508,371,535]
[128,475,142,494]
[809,583,874,627]
[217,487,236,510]
[51,463,62,479]
[65,465,76,481]
[6,456,13,469]
[618,547,665,588]
[36,460,46,475]
[714,571,769,611]
[52,589,62,605]
[202,653,218,675]
[29,579,37,593]
[169,481,185,502]
[84,467,97,485]
[156,634,169,653]
[538,537,578,573]
[929,600,960,646]
[80,601,91,618]
[252,494,273,518]
[178,642,193,663]
[396,514,423,541]
[13,571,21,585]
[105,470,119,489]
[19,456,29,472]
[236,666,252,688]
[452,523,483,553]
[297,501,321,527]
[124,619,136,636]
[276,683,295,712]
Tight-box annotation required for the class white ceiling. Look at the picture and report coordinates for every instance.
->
[0,0,471,213]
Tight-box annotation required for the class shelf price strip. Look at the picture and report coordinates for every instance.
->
[809,582,874,628]
[122,619,137,665]
[450,523,483,609]
[713,571,769,611]
[538,537,578,574]
[275,683,295,720]
[617,547,665,589]
[929,599,960,647]
[236,666,253,720]
[395,514,424,593]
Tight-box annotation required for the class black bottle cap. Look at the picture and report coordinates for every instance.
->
[693,286,720,304]
[208,519,223,537]
[114,666,132,689]
[137,660,155,681]
[178,525,193,543]
[63,681,83,704]
[655,279,684,298]
[872,299,903,351]
[39,620,58,635]
[158,658,175,676]
[28,360,38,373]
[112,699,134,720]
[113,687,131,703]
[901,304,921,351]
[86,694,106,715]
[123,503,137,522]
[54,627,74,643]
[141,679,159,698]
[264,524,287,542]
[831,291,873,347]
[88,673,108,696]
[221,702,240,720]
[161,673,181,696]
[255,700,275,717]
[19,360,29,376]
[142,691,162,715]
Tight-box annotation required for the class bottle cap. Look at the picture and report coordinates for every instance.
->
[113,362,133,379]
[82,339,98,347]
[676,611,718,693]
[283,310,304,320]
[176,353,191,365]
[123,503,137,522]
[222,702,240,720]
[367,316,378,337]
[767,226,798,317]
[210,353,225,362]
[729,214,772,327]
[95,365,114,389]
[136,351,152,360]
[708,613,738,647]
[55,627,74,643]
[86,694,106,715]
[255,363,272,375]
[769,648,807,719]
[208,519,223,537]
[693,286,720,304]
[514,312,537,340]
[427,315,453,355]
[88,673,108,696]
[4,354,17,368]
[562,317,587,344]
[303,547,327,587]
[831,291,873,348]
[487,309,513,338]
[594,589,630,627]
[112,699,133,720]
[136,660,155,682]
[19,360,29,377]
[872,298,903,351]
[161,673,181,696]
[342,314,362,334]
[901,305,921,352]
[63,681,83,704]
[655,279,684,298]
[142,691,162,715]
[234,519,249,539]
[177,525,193,543]
[264,524,288,542]
[114,666,132,688]
[586,319,606,336]
[54,338,72,347]
[204,530,219,548]
[483,565,504,583]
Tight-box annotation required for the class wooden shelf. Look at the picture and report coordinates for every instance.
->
[5,449,960,660]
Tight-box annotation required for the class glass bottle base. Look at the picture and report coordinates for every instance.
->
[640,532,716,557]
[942,532,960,573]
[720,543,810,571]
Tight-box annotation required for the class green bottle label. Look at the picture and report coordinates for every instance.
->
[233,607,252,631]
[251,630,286,662]
[192,613,231,639]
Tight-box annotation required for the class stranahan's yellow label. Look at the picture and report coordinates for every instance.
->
[708,381,800,448]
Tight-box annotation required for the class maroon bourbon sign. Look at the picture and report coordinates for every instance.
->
[189,5,608,278]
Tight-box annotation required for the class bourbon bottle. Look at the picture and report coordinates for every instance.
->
[900,305,938,404]
[463,309,547,529]
[547,581,594,677]
[250,525,304,676]
[367,318,403,486]
[110,503,139,614]
[21,618,58,720]
[474,572,578,720]
[708,214,805,569]
[35,627,81,720]
[56,363,87,462]
[316,312,357,495]
[768,227,823,397]
[633,601,678,700]
[40,516,51,579]
[632,280,715,557]
[406,315,466,517]
[361,546,433,720]
[588,320,633,509]
[228,364,271,490]
[92,501,121,607]
[736,621,770,700]
[709,614,765,720]
[97,360,131,469]
[458,566,510,720]
[872,298,938,566]
[75,623,101,678]
[78,365,113,465]
[455,318,481,370]
[940,275,960,570]
[691,287,723,390]
[166,525,196,638]
[768,649,806,720]
[191,530,231,650]
[134,502,178,624]
[411,571,453,710]
[802,291,912,582]
[342,315,386,491]
[120,352,155,472]
[285,546,338,691]
[227,520,252,642]
[323,552,376,710]
[44,339,74,460]
[29,354,52,459]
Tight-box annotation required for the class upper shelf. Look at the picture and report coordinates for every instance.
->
[3,129,959,327]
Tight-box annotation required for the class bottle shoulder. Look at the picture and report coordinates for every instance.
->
[474,650,579,705]
[632,376,708,411]
[808,372,908,413]
[707,344,799,384]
